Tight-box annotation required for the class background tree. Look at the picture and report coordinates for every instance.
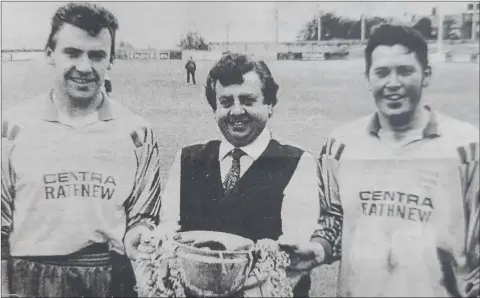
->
[118,41,136,51]
[296,17,319,41]
[178,31,209,50]
[116,41,136,59]
[297,13,349,40]
[297,12,387,41]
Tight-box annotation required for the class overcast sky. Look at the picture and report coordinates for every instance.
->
[1,1,471,49]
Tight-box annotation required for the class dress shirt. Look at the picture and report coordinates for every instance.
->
[158,127,320,242]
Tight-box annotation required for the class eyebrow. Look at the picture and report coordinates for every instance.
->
[238,94,257,98]
[373,65,415,70]
[219,93,256,98]
[373,66,389,71]
[61,48,107,56]
[62,47,82,54]
[88,50,108,57]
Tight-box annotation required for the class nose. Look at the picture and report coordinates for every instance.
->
[385,71,401,90]
[230,99,245,116]
[75,55,93,74]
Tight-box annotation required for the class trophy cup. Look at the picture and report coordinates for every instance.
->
[172,231,255,296]
[134,230,294,297]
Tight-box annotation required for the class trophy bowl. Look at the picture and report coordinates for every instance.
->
[171,230,255,297]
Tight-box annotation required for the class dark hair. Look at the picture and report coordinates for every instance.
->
[365,23,429,75]
[205,53,279,110]
[46,2,119,63]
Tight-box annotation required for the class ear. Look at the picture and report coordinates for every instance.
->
[45,47,55,66]
[365,73,372,91]
[422,65,432,88]
[107,62,113,70]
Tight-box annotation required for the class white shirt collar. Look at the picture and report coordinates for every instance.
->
[219,127,272,161]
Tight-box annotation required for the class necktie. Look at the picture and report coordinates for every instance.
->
[223,148,245,194]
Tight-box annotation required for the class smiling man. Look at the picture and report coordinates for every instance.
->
[158,53,324,296]
[1,3,161,297]
[311,24,479,297]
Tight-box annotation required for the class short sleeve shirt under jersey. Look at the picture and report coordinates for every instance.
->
[1,90,162,256]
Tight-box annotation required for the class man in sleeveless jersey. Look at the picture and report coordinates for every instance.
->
[158,53,326,296]
[1,3,161,297]
[311,24,479,297]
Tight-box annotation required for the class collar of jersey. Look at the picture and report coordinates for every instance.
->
[42,89,116,122]
[367,105,440,139]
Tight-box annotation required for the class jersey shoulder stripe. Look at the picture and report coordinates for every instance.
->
[130,130,144,148]
[334,142,346,161]
[1,121,20,142]
[325,115,371,158]
[321,136,347,161]
[458,142,479,164]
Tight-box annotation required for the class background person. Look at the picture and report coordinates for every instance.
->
[185,56,196,84]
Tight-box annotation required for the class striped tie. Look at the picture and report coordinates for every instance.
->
[223,148,245,194]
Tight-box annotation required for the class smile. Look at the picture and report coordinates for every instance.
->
[70,77,95,84]
[385,94,404,101]
[230,121,248,129]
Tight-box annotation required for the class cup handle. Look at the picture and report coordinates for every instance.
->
[242,250,269,290]
[243,270,269,290]
[246,251,255,275]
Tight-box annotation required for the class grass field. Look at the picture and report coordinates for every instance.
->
[2,57,479,296]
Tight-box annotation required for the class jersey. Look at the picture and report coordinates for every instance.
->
[1,90,162,256]
[312,106,479,297]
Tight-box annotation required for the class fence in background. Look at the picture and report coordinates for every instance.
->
[2,40,478,63]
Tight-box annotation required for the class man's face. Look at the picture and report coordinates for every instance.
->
[47,23,111,103]
[215,71,272,147]
[367,44,431,123]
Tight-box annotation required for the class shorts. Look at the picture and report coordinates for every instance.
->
[7,244,137,297]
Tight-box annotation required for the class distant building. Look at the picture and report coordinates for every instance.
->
[425,2,479,40]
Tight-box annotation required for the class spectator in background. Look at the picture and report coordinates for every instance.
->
[185,56,196,85]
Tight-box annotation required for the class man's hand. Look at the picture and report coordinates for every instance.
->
[466,280,479,298]
[243,270,269,297]
[154,222,181,240]
[277,238,325,272]
[124,225,156,261]
[465,267,480,297]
